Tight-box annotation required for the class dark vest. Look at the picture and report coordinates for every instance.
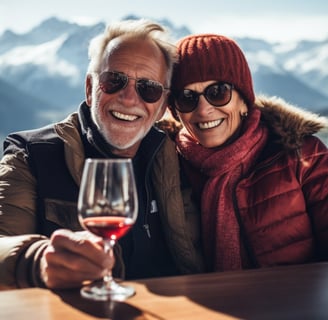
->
[5,125,80,236]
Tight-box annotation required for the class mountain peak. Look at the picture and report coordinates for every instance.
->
[26,16,81,43]
[35,16,78,31]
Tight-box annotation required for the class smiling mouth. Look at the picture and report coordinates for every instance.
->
[198,119,223,130]
[111,111,139,121]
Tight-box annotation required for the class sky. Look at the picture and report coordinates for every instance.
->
[0,0,327,43]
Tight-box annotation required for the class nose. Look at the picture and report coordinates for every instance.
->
[117,79,139,106]
[195,95,214,116]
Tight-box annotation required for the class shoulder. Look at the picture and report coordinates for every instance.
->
[3,112,79,155]
[3,124,58,156]
[299,135,328,159]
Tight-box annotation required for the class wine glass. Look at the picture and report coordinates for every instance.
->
[77,158,138,301]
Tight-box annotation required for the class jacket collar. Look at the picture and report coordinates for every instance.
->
[54,101,166,185]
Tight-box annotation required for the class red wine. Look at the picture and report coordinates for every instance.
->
[83,216,133,240]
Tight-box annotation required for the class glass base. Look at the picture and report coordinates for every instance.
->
[80,280,135,301]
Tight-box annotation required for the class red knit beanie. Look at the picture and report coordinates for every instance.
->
[171,34,255,107]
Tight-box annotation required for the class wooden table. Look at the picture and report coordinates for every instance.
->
[1,262,328,320]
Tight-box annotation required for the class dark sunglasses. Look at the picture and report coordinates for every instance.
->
[98,71,168,103]
[174,82,234,113]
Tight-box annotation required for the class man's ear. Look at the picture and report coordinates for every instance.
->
[85,75,93,107]
[155,92,171,121]
[156,103,168,121]
[167,92,180,122]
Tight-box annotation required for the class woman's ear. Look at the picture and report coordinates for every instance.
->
[238,98,249,119]
[85,75,93,107]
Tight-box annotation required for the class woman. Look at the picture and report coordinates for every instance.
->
[167,33,328,272]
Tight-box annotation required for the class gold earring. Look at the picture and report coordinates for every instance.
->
[240,111,248,119]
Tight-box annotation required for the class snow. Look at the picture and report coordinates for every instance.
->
[0,34,80,82]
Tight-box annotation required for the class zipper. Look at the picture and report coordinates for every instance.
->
[142,131,166,239]
[143,224,151,238]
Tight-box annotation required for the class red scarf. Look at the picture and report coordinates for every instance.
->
[176,108,268,271]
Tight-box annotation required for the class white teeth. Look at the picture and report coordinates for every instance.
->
[198,119,223,129]
[112,111,138,121]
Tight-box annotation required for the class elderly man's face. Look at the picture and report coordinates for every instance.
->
[86,37,168,157]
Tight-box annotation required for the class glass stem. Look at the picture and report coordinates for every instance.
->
[103,239,115,289]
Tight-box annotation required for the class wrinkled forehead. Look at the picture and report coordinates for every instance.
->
[105,36,163,62]
[102,36,167,79]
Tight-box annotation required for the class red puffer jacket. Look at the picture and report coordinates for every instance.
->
[162,95,328,269]
[236,134,327,267]
[227,97,328,268]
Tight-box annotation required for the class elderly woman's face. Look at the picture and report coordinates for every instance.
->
[177,80,248,148]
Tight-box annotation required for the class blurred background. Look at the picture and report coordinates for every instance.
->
[0,0,327,150]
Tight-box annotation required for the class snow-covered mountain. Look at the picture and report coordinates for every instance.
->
[0,16,328,142]
[236,37,328,110]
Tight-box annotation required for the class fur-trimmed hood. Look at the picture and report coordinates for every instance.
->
[256,95,328,150]
[157,95,328,150]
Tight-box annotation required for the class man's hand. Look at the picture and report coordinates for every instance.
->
[40,229,114,289]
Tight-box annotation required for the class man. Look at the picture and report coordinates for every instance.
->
[0,19,204,290]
